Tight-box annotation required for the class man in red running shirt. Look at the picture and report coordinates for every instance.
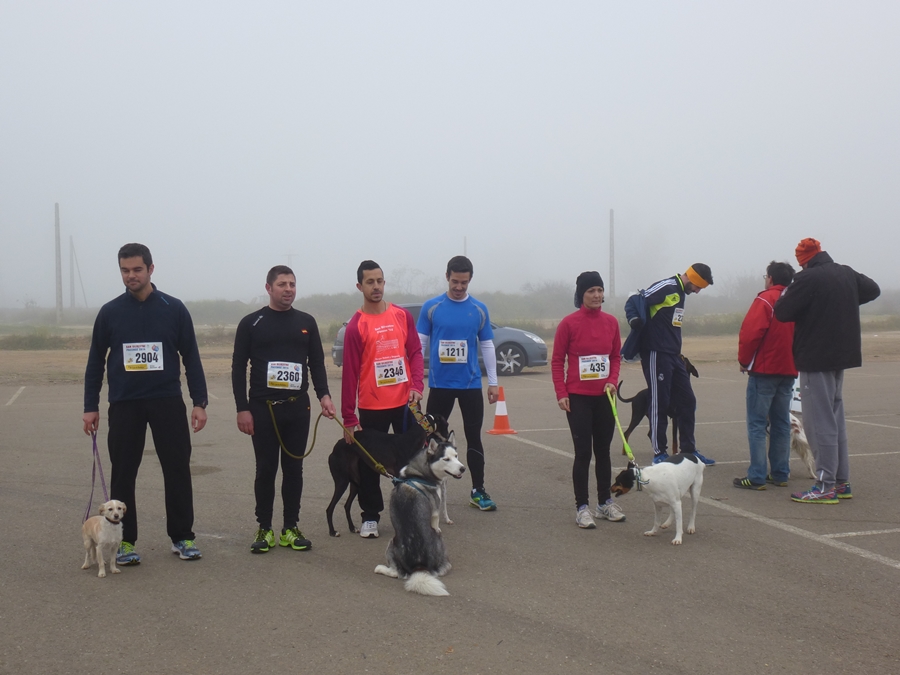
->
[341,261,425,538]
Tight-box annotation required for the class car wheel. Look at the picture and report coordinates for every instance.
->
[496,342,526,376]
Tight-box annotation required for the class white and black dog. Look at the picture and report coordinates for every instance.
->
[374,433,466,596]
[611,454,704,545]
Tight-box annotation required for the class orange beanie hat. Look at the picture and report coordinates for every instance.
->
[795,238,822,266]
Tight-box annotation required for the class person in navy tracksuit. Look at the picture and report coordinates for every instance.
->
[632,264,715,465]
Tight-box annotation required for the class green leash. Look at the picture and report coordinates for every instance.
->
[606,388,635,462]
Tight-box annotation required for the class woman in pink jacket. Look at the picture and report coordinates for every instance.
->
[552,272,624,529]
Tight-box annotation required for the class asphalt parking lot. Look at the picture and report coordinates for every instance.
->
[2,358,899,675]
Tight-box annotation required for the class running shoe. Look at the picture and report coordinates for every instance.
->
[359,521,379,539]
[171,539,202,560]
[116,542,141,566]
[652,452,670,465]
[575,505,596,529]
[834,482,853,499]
[596,499,626,522]
[733,477,766,490]
[279,527,311,551]
[790,485,839,504]
[692,451,716,466]
[470,488,497,511]
[250,528,275,554]
[766,475,789,487]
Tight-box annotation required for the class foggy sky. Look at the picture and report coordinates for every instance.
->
[2,1,898,309]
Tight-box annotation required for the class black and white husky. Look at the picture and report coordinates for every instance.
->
[374,433,466,596]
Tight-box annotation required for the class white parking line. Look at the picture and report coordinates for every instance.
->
[846,419,900,430]
[208,392,220,400]
[505,435,574,459]
[502,432,900,571]
[823,528,900,539]
[5,386,25,406]
[699,497,900,570]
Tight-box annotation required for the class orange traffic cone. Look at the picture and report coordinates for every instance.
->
[486,386,517,435]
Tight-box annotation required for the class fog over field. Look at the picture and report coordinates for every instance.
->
[1,2,898,310]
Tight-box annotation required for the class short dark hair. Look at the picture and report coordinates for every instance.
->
[767,260,795,287]
[691,263,713,285]
[118,243,152,267]
[266,265,295,286]
[446,255,473,278]
[356,260,382,284]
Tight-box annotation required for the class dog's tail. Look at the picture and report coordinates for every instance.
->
[405,571,449,596]
[616,381,639,403]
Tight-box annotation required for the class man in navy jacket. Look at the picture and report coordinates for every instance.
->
[83,243,208,564]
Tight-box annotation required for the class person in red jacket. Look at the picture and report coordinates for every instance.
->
[734,261,798,490]
[552,271,623,529]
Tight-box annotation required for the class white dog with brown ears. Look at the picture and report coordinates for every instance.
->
[81,500,126,578]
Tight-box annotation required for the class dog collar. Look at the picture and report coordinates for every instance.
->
[391,475,433,498]
[105,517,122,525]
[634,465,649,491]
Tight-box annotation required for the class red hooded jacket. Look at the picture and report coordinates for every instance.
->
[738,284,797,377]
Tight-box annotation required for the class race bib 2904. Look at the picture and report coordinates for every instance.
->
[123,343,163,371]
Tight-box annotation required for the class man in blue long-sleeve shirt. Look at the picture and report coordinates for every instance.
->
[82,243,208,565]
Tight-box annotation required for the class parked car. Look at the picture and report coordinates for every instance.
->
[331,302,547,375]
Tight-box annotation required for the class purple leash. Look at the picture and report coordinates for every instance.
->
[83,431,110,523]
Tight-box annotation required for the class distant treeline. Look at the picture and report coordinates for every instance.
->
[2,285,899,348]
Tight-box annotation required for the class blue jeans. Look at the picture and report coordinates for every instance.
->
[745,375,794,485]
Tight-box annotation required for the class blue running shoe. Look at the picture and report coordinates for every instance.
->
[652,452,670,465]
[691,451,716,466]
[116,542,141,566]
[171,539,202,560]
[470,488,497,511]
[835,482,853,499]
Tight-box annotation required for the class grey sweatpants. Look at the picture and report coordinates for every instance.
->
[799,370,849,489]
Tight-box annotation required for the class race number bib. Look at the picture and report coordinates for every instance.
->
[672,308,684,327]
[267,361,303,390]
[123,343,163,371]
[579,354,609,380]
[438,339,468,363]
[374,357,408,387]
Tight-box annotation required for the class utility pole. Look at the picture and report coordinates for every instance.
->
[69,235,75,308]
[608,209,616,303]
[55,203,63,324]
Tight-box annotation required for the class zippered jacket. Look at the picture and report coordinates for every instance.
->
[774,251,880,372]
[738,284,797,377]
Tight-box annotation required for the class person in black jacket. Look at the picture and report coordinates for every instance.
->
[232,266,336,553]
[83,243,208,565]
[775,238,880,503]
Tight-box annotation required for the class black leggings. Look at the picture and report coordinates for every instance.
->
[249,395,310,530]
[566,393,615,508]
[107,396,194,545]
[357,405,410,523]
[426,388,486,490]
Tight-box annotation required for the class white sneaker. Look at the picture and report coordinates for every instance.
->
[575,505,596,529]
[596,500,626,522]
[360,521,379,538]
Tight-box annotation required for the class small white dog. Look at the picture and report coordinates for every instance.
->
[81,500,126,578]
[610,454,705,545]
[790,413,816,479]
